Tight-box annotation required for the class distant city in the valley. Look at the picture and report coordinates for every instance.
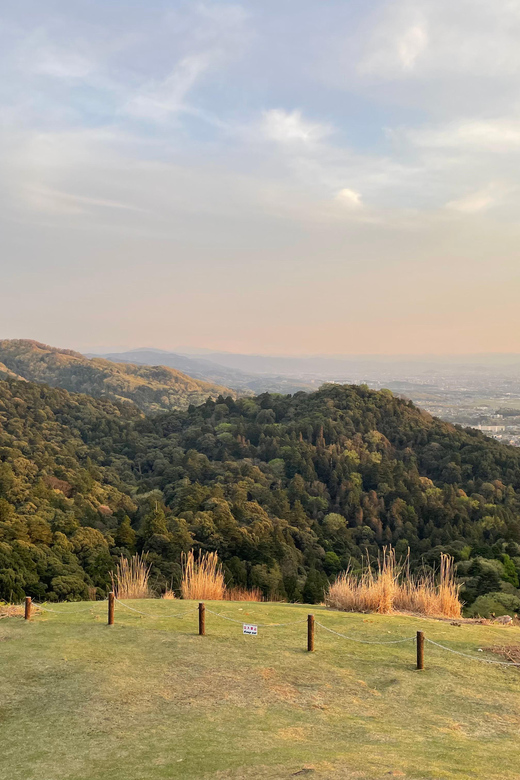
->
[93,348,520,446]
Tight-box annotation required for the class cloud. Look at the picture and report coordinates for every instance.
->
[123,54,211,120]
[335,188,362,208]
[34,50,93,80]
[445,183,510,214]
[403,119,520,152]
[25,185,148,216]
[360,21,428,75]
[358,0,520,81]
[260,109,333,145]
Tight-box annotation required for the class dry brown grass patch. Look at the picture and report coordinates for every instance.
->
[224,586,263,602]
[181,550,225,600]
[326,549,461,619]
[111,553,152,599]
[0,603,41,618]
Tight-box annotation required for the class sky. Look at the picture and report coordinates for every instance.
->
[1,0,520,355]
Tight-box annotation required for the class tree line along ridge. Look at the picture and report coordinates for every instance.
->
[1,375,520,616]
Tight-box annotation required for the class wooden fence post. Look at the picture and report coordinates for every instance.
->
[24,596,31,621]
[307,614,315,652]
[108,592,115,626]
[199,602,205,636]
[416,630,424,670]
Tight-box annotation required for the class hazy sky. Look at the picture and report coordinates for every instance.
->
[2,0,520,355]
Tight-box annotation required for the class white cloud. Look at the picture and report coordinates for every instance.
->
[124,54,211,120]
[32,49,94,80]
[398,24,428,70]
[25,185,148,216]
[358,0,520,81]
[335,188,362,208]
[445,183,509,213]
[404,119,520,151]
[361,21,428,75]
[260,109,332,145]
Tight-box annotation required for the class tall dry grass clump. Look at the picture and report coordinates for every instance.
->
[181,550,225,600]
[111,553,152,599]
[224,586,263,602]
[327,548,399,614]
[326,549,461,618]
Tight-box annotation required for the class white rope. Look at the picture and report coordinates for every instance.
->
[316,621,416,645]
[114,598,197,619]
[425,638,520,666]
[32,601,106,614]
[205,608,308,627]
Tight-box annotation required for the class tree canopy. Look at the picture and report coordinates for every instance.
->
[0,339,237,413]
[2,376,520,610]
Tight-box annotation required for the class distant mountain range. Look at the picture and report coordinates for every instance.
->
[0,340,238,414]
[89,348,318,394]
[90,347,520,392]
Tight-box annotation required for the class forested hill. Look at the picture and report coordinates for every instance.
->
[0,340,237,413]
[2,376,520,612]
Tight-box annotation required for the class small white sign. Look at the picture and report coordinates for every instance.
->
[243,623,258,635]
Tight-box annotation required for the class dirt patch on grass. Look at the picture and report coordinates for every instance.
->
[0,604,41,619]
[277,726,308,741]
[486,645,520,664]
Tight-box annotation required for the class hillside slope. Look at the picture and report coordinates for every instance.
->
[2,603,520,780]
[3,377,520,609]
[94,348,315,394]
[0,340,237,413]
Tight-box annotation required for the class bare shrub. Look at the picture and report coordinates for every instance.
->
[181,551,225,600]
[111,554,151,599]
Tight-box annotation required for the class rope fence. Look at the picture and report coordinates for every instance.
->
[315,621,416,645]
[205,607,308,628]
[114,598,199,620]
[20,595,520,671]
[425,637,520,667]
[31,599,108,614]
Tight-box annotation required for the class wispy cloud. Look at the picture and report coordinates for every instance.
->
[403,119,520,151]
[2,0,520,353]
[25,185,149,216]
[124,54,211,121]
[445,183,510,214]
[260,109,333,146]
[360,20,428,75]
[358,0,520,82]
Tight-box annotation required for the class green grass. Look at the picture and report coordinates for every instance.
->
[2,601,520,780]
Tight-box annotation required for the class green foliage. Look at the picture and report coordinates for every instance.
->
[4,376,520,605]
[466,592,520,618]
[115,517,136,553]
[0,339,237,414]
[501,554,519,587]
[302,568,329,604]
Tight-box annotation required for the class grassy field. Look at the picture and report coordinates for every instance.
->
[2,601,520,780]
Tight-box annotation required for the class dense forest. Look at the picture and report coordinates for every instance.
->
[2,376,520,615]
[0,340,236,413]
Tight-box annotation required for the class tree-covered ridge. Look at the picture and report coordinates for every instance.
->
[0,339,238,414]
[2,377,520,612]
[131,385,520,605]
[0,379,145,601]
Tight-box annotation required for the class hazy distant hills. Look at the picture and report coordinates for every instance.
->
[0,340,238,414]
[92,348,317,394]
[92,347,520,394]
